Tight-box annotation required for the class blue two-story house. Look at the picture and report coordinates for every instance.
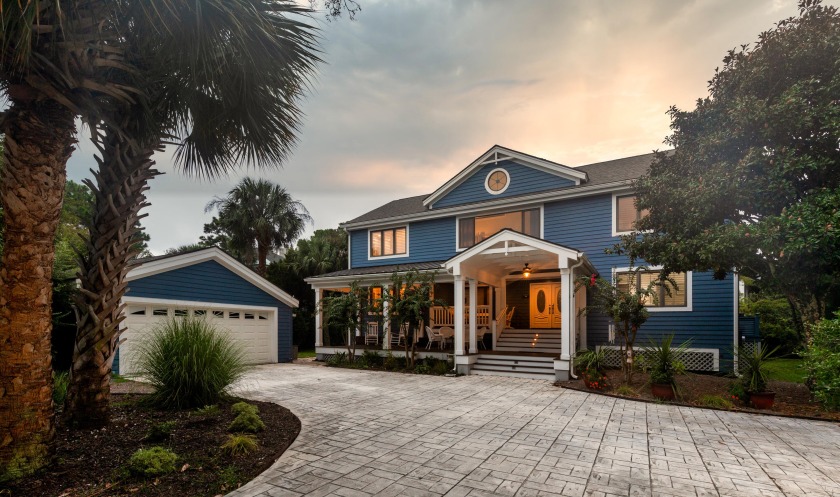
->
[307,145,741,380]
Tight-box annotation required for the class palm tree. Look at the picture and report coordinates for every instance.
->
[65,0,319,428]
[207,178,312,276]
[0,1,139,477]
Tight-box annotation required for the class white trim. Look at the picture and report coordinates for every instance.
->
[733,271,739,374]
[454,205,544,253]
[347,231,352,270]
[611,191,640,237]
[366,225,410,261]
[307,267,450,287]
[343,180,630,231]
[611,266,693,312]
[126,247,299,308]
[484,167,511,195]
[596,344,719,371]
[121,296,279,364]
[423,145,588,208]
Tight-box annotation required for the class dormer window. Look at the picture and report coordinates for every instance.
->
[370,227,407,258]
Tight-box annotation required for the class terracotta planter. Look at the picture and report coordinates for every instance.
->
[582,372,607,390]
[651,383,675,401]
[749,391,775,409]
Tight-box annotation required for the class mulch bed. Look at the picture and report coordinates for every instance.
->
[3,386,300,497]
[558,369,840,422]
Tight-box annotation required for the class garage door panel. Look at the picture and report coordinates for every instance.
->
[120,304,275,376]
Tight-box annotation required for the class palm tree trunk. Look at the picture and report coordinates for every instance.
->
[64,126,160,428]
[0,99,76,480]
[257,242,269,276]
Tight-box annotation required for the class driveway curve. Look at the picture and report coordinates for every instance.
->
[228,363,840,497]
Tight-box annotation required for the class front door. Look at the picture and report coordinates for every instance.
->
[530,282,562,328]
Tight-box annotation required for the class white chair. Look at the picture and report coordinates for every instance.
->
[426,326,445,350]
[391,323,407,347]
[365,322,379,345]
[438,326,454,348]
[477,327,489,349]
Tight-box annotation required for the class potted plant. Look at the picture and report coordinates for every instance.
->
[576,348,610,390]
[644,334,689,401]
[740,344,779,409]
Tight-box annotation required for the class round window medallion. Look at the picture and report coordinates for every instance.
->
[485,168,510,194]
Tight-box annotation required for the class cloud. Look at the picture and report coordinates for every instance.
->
[62,0,832,254]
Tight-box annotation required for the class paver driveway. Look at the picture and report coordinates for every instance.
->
[229,363,840,497]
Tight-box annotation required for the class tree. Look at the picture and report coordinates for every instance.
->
[0,1,133,476]
[268,228,348,348]
[616,0,840,340]
[65,1,320,429]
[321,282,369,361]
[206,178,312,277]
[580,270,675,384]
[380,270,444,368]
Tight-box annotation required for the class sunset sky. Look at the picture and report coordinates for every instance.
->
[65,0,831,254]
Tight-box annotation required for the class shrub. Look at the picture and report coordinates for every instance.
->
[360,349,383,368]
[231,401,258,416]
[136,317,247,409]
[614,385,636,397]
[383,351,400,371]
[741,296,801,355]
[414,363,431,374]
[728,381,747,403]
[740,343,778,393]
[144,421,176,442]
[698,394,734,409]
[803,316,840,409]
[52,371,69,407]
[220,434,259,457]
[229,411,265,433]
[644,335,690,387]
[576,348,610,376]
[127,447,177,477]
[326,352,348,367]
[431,359,450,375]
[195,404,221,416]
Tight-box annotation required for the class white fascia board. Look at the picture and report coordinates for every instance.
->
[306,266,450,288]
[342,180,634,231]
[444,229,583,272]
[422,145,589,208]
[127,247,300,308]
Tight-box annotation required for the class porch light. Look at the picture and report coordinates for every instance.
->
[522,263,532,278]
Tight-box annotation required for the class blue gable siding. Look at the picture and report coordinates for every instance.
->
[543,193,736,367]
[432,160,575,208]
[351,217,457,268]
[124,260,294,363]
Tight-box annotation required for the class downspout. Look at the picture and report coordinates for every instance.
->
[733,270,739,375]
[568,254,587,379]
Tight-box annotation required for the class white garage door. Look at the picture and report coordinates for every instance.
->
[118,302,276,376]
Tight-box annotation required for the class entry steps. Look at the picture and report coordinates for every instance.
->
[494,329,562,354]
[471,353,555,380]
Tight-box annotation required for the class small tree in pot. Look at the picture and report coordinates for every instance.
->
[643,334,690,401]
[740,344,779,409]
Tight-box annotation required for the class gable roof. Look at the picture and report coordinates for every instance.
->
[127,247,299,308]
[344,150,665,227]
[423,145,588,208]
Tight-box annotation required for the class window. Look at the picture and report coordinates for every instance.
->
[152,308,168,316]
[615,270,688,308]
[174,309,188,317]
[228,311,240,319]
[459,208,540,249]
[212,310,225,318]
[193,310,207,317]
[485,168,510,194]
[615,195,649,233]
[128,306,146,316]
[370,227,407,257]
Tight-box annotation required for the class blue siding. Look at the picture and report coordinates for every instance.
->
[433,160,575,208]
[351,217,457,268]
[543,194,736,367]
[124,260,294,364]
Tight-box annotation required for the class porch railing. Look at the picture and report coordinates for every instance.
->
[430,305,491,328]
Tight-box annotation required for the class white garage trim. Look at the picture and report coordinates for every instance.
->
[126,247,299,308]
[121,296,279,367]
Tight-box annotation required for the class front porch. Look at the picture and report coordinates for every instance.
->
[310,230,594,380]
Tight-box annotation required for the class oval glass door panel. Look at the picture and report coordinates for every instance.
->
[556,289,562,312]
[536,290,546,313]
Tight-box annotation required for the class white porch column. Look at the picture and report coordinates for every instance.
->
[556,268,572,381]
[382,284,391,350]
[314,287,323,347]
[493,287,501,350]
[468,278,478,354]
[454,275,465,355]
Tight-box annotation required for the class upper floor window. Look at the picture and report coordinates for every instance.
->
[615,270,688,308]
[459,208,539,249]
[370,227,407,258]
[614,195,650,233]
[485,168,510,194]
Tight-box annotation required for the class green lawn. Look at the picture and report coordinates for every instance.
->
[297,349,316,359]
[765,358,807,383]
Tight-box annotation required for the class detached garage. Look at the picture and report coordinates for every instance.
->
[113,247,299,376]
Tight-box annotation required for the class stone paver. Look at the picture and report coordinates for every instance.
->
[228,364,840,497]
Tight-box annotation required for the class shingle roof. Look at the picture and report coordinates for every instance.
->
[308,260,446,279]
[344,150,669,226]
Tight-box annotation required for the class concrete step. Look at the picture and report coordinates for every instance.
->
[497,338,563,345]
[471,367,555,380]
[494,345,561,353]
[476,354,555,363]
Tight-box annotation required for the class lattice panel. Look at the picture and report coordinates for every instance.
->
[597,346,719,372]
[740,341,762,356]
